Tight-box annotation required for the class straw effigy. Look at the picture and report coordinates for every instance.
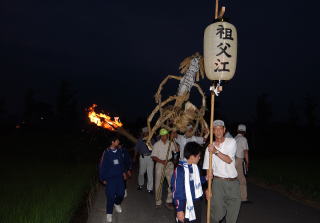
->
[146,52,208,149]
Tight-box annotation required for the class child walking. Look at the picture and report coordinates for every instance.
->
[171,142,209,223]
[99,135,127,223]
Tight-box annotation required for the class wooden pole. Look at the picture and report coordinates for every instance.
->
[215,0,219,19]
[206,84,215,223]
[116,127,138,144]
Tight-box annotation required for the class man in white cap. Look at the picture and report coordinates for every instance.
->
[174,125,208,160]
[134,127,154,193]
[234,124,250,203]
[203,120,241,223]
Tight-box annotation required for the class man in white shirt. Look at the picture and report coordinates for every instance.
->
[175,125,208,160]
[203,120,241,223]
[235,124,250,202]
[151,128,179,209]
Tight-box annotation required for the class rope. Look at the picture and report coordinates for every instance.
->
[209,80,222,96]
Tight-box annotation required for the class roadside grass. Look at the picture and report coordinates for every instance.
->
[0,130,101,223]
[250,155,320,203]
[0,161,96,223]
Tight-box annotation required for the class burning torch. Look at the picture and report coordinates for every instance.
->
[87,104,137,144]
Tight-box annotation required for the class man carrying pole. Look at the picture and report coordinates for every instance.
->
[203,0,239,221]
[203,120,241,223]
[151,128,179,209]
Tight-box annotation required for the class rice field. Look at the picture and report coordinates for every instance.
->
[0,160,96,223]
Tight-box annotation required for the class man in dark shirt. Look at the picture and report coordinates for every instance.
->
[134,127,154,193]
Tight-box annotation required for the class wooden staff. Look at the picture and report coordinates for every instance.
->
[215,0,226,20]
[207,1,223,221]
[156,139,172,202]
[116,127,138,144]
[207,84,215,223]
[215,0,219,19]
[207,84,223,223]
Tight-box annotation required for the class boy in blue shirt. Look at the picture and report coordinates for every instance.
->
[99,136,127,222]
[171,142,209,223]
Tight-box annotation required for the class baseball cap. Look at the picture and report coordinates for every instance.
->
[238,124,246,132]
[159,128,169,136]
[213,120,225,127]
[142,127,148,133]
[187,125,193,130]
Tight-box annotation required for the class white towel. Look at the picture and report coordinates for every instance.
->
[182,160,203,221]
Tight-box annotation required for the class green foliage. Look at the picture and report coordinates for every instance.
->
[0,161,96,223]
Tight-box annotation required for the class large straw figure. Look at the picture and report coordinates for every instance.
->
[146,53,210,205]
[146,52,209,150]
[204,1,238,222]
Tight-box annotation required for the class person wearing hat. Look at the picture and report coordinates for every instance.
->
[235,124,250,203]
[134,127,154,193]
[203,120,241,223]
[151,128,179,209]
[174,125,209,161]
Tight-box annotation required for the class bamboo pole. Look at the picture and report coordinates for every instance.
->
[208,2,220,219]
[116,127,138,144]
[206,85,215,223]
[215,0,219,19]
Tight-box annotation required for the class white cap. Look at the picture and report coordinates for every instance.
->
[187,125,193,130]
[213,120,225,127]
[238,124,246,132]
[142,127,148,133]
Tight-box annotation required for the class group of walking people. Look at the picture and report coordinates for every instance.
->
[99,119,250,223]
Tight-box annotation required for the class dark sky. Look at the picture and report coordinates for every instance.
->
[1,0,319,123]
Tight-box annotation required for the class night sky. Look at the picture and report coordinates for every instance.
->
[1,0,319,123]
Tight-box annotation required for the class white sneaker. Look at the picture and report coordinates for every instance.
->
[114,204,122,213]
[124,189,128,198]
[106,214,112,222]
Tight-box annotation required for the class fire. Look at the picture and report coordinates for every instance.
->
[88,104,123,131]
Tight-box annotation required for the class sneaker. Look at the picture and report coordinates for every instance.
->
[106,214,112,222]
[137,185,143,190]
[155,204,162,209]
[114,204,122,213]
[124,189,128,198]
[147,190,153,194]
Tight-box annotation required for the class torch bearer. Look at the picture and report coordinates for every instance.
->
[203,1,238,222]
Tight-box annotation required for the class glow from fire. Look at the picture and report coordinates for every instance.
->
[88,104,123,131]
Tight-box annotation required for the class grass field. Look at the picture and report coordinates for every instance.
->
[250,155,320,202]
[0,161,96,223]
[0,130,101,223]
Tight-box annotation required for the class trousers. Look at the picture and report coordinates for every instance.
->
[155,161,174,205]
[138,155,154,191]
[105,176,125,214]
[210,178,241,223]
[235,158,248,201]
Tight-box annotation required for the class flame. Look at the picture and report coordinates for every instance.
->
[88,104,123,131]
